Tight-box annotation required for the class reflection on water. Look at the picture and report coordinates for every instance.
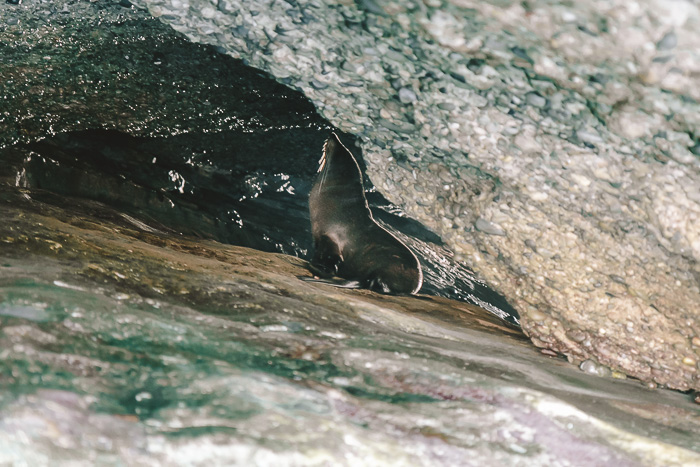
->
[15,129,519,325]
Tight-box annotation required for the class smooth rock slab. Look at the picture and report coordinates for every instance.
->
[0,183,698,465]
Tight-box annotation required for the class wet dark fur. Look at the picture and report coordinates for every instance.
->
[307,133,422,295]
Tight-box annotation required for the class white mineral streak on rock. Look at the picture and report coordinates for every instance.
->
[131,0,700,390]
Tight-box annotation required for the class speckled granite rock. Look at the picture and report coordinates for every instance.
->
[125,0,700,391]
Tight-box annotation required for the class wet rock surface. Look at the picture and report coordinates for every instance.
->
[1,0,699,463]
[115,0,700,391]
[0,174,698,465]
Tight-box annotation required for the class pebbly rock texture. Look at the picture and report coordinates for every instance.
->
[127,0,700,391]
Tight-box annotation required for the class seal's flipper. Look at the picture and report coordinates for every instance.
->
[308,261,339,279]
[309,234,342,278]
[298,276,362,289]
[367,276,392,294]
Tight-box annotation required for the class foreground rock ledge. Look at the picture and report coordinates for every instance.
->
[0,185,698,464]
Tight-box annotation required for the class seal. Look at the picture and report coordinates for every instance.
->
[307,133,423,295]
